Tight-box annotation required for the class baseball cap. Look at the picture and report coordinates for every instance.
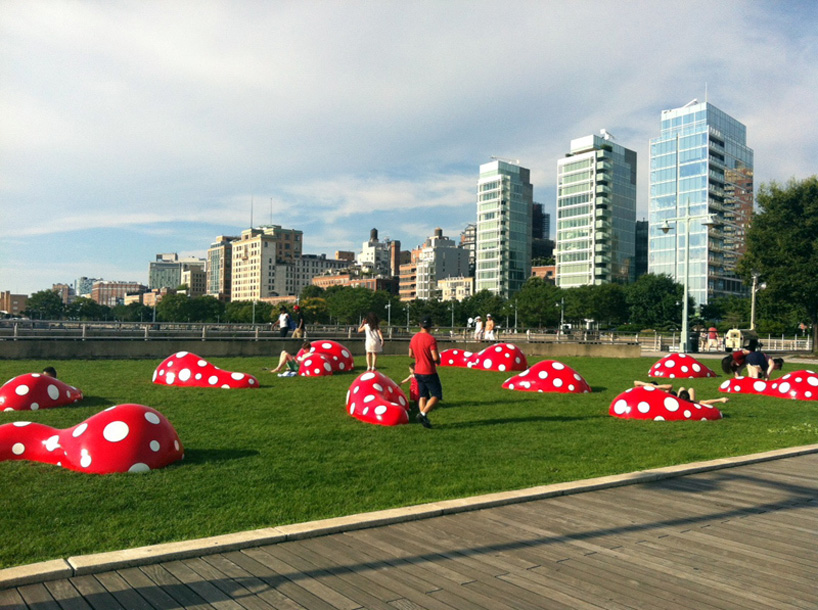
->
[420,316,433,328]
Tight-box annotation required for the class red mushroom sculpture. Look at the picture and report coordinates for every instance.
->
[0,404,184,474]
[346,371,410,426]
[503,360,591,393]
[764,370,818,400]
[609,386,722,421]
[306,341,355,373]
[0,374,83,412]
[298,352,334,377]
[466,344,528,372]
[152,352,258,388]
[648,354,717,379]
[719,377,769,395]
[439,348,473,368]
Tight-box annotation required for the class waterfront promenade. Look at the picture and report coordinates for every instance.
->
[2,447,816,609]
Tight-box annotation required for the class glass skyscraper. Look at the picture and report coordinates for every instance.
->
[648,100,753,307]
[475,160,533,298]
[556,132,637,286]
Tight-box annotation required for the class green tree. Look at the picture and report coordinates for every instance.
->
[66,297,109,321]
[156,294,193,322]
[25,290,65,320]
[738,176,818,351]
[625,273,684,329]
[189,296,225,323]
[300,285,324,300]
[112,302,153,322]
[510,278,562,329]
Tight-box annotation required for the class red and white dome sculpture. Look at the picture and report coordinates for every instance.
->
[298,352,334,377]
[152,352,258,388]
[0,373,83,411]
[765,370,818,400]
[610,386,723,421]
[467,343,528,372]
[346,371,410,426]
[0,404,184,474]
[719,377,769,395]
[502,360,591,393]
[439,348,473,368]
[649,354,717,379]
[304,340,354,373]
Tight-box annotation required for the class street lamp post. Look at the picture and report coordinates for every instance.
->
[386,301,391,327]
[660,210,719,353]
[750,272,766,331]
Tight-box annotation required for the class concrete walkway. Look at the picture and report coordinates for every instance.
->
[2,444,817,608]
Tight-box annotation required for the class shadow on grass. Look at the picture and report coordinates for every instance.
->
[183,448,259,464]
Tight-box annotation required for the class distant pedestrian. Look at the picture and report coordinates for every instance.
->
[358,312,384,371]
[292,305,305,339]
[706,327,720,351]
[484,314,496,341]
[409,316,442,428]
[273,306,291,338]
[473,316,483,341]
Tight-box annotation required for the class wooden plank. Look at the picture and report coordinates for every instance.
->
[199,554,308,610]
[466,573,594,610]
[92,572,156,610]
[115,566,204,610]
[0,587,28,610]
[42,579,93,610]
[248,543,395,610]
[135,563,215,610]
[170,558,278,610]
[66,574,126,610]
[159,559,248,610]
[15,584,59,610]
[491,569,631,610]
[234,548,352,610]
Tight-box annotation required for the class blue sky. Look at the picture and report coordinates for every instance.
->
[2,0,817,295]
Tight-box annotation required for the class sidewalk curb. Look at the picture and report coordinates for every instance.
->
[3,443,817,589]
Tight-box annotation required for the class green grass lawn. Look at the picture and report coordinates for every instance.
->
[0,353,816,569]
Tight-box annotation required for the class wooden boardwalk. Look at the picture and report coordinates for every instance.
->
[2,453,816,609]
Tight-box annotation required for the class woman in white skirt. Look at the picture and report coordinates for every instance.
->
[358,311,384,371]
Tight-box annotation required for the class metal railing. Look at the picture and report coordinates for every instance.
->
[0,321,812,353]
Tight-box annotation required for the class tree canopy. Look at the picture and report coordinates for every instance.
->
[738,176,818,350]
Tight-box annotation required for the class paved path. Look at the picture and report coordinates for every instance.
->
[2,450,817,609]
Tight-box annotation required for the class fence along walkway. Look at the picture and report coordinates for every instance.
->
[2,451,816,609]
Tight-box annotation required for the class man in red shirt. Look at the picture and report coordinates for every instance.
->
[409,316,442,428]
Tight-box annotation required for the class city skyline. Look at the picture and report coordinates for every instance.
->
[2,1,817,295]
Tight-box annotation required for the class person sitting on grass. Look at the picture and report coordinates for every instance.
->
[633,380,728,406]
[42,366,58,378]
[269,342,312,375]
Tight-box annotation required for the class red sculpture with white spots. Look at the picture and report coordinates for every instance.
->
[439,348,473,368]
[0,404,184,474]
[502,360,591,394]
[298,352,334,377]
[305,341,355,373]
[152,352,258,388]
[467,343,528,372]
[719,377,769,395]
[609,386,722,421]
[346,371,409,426]
[764,370,818,400]
[0,373,83,411]
[648,354,717,379]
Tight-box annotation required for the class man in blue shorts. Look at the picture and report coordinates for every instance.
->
[409,316,442,429]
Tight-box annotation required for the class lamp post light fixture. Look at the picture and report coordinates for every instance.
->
[386,301,391,327]
[750,272,766,331]
[660,210,719,353]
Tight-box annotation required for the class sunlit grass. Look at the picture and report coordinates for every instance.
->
[0,354,816,568]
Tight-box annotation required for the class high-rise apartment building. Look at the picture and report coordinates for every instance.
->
[413,228,470,300]
[475,160,533,297]
[648,100,753,306]
[149,253,206,291]
[230,226,303,301]
[556,131,637,287]
[207,236,238,301]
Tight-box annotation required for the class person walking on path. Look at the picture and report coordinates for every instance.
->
[706,327,720,351]
[358,312,384,371]
[409,316,442,428]
[473,316,483,341]
[292,305,306,339]
[484,314,496,341]
[273,306,291,338]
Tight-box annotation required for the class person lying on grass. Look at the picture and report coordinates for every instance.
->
[633,380,728,405]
